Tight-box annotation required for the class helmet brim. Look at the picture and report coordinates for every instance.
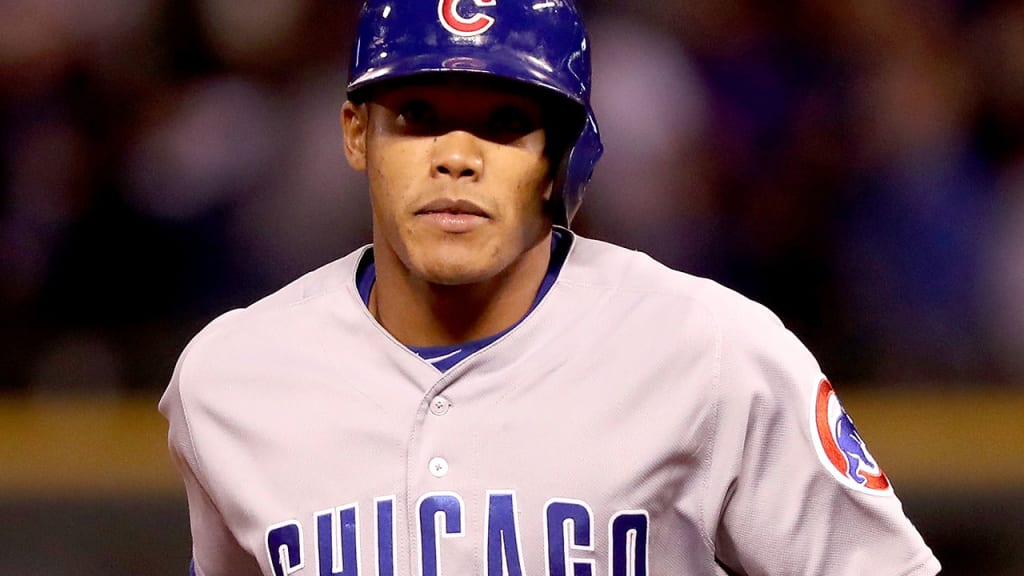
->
[347,50,587,111]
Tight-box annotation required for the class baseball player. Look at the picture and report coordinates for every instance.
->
[160,1,941,575]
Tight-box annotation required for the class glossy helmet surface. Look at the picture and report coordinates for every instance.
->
[347,0,603,226]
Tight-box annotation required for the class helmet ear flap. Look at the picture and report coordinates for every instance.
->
[548,149,573,227]
[552,114,602,226]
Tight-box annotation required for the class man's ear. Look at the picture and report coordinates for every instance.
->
[341,100,367,172]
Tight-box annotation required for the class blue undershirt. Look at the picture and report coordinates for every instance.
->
[356,229,571,372]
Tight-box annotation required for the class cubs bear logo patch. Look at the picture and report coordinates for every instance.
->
[811,378,891,493]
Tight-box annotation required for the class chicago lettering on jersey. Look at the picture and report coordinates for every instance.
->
[265,490,649,576]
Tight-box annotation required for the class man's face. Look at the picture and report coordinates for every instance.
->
[342,77,554,286]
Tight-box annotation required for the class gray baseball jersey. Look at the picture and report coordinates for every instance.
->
[160,232,940,576]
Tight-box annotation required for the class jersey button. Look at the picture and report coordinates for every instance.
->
[429,396,452,416]
[429,457,449,478]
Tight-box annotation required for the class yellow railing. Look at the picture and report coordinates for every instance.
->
[0,395,180,497]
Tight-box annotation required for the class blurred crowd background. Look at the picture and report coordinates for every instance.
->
[1,0,1023,573]
[3,0,1024,395]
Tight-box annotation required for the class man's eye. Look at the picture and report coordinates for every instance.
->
[488,106,535,136]
[396,100,437,129]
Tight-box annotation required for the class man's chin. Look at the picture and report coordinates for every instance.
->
[403,238,502,286]
[417,263,497,287]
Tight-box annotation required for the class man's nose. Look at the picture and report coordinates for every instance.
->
[431,131,484,181]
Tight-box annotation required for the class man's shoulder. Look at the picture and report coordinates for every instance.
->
[562,235,810,374]
[564,235,782,329]
[248,246,368,313]
[566,235,823,402]
[177,247,368,372]
[159,247,372,441]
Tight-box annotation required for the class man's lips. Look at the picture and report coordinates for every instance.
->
[415,199,490,233]
[415,198,489,218]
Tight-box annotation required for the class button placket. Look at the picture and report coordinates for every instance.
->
[426,395,453,477]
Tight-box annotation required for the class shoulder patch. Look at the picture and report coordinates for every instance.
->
[810,378,891,493]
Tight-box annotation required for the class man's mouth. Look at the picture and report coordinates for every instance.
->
[415,199,490,233]
[415,198,489,218]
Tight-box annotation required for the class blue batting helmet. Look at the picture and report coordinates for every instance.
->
[347,0,603,226]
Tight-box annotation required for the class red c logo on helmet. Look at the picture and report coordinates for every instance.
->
[439,0,497,37]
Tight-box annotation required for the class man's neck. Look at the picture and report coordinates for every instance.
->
[369,231,554,348]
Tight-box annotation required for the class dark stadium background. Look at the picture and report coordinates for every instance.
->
[1,0,1021,573]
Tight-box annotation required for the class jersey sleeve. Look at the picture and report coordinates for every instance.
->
[701,292,941,575]
[159,334,264,576]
